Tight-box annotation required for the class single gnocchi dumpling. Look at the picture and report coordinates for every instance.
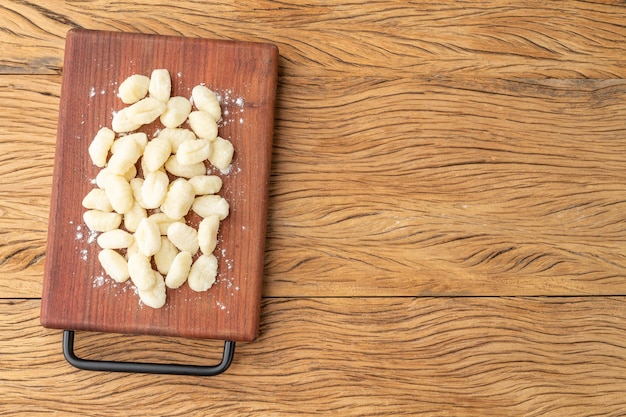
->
[142,136,171,173]
[126,240,139,260]
[97,229,134,249]
[82,188,113,212]
[167,221,199,254]
[198,215,220,255]
[96,166,134,189]
[88,127,115,167]
[176,138,212,166]
[160,96,192,128]
[104,174,134,214]
[98,249,130,283]
[148,69,171,103]
[188,254,218,292]
[95,167,114,189]
[129,177,147,209]
[188,110,218,141]
[188,175,222,195]
[191,85,221,121]
[192,195,230,220]
[165,250,193,289]
[118,74,150,104]
[208,137,234,171]
[125,97,166,126]
[83,210,122,232]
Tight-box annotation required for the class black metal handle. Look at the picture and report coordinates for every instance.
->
[62,330,235,376]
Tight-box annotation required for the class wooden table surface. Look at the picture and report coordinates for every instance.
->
[1,1,626,415]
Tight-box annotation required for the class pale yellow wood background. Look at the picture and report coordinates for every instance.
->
[1,1,626,415]
[2,298,626,416]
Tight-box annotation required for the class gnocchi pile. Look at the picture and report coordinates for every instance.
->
[82,69,235,309]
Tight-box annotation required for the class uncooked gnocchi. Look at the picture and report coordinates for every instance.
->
[176,138,212,166]
[138,271,166,309]
[134,217,162,257]
[209,136,235,171]
[188,110,218,140]
[160,178,195,220]
[129,177,146,208]
[83,210,122,232]
[149,212,183,235]
[154,236,179,275]
[128,253,157,291]
[164,154,207,178]
[192,85,221,121]
[165,251,193,289]
[160,96,192,128]
[107,139,141,175]
[123,201,147,233]
[111,132,148,154]
[126,97,167,126]
[97,229,134,249]
[104,174,134,214]
[118,74,150,104]
[192,195,230,220]
[83,69,235,308]
[82,188,113,212]
[142,136,171,172]
[189,175,222,195]
[111,107,143,133]
[88,127,115,167]
[141,170,169,209]
[198,215,220,255]
[148,69,171,103]
[98,249,130,283]
[158,127,196,153]
[167,222,199,254]
[188,254,218,292]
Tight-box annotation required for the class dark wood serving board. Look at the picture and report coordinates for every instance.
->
[41,29,278,342]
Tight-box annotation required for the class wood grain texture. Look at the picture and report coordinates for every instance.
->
[0,76,57,297]
[1,1,625,78]
[1,1,625,414]
[266,77,626,296]
[1,75,625,298]
[3,298,626,416]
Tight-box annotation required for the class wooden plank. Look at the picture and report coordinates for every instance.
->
[1,0,625,78]
[2,297,626,416]
[267,77,626,296]
[38,29,278,342]
[1,75,626,298]
[0,76,57,298]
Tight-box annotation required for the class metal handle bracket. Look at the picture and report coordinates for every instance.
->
[62,330,235,376]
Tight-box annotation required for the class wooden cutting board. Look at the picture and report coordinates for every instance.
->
[40,29,278,342]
